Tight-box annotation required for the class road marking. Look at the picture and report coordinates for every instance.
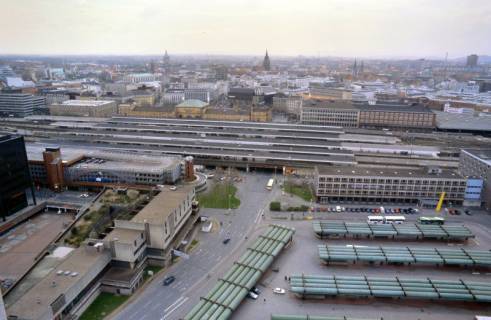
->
[162,297,188,319]
[164,296,186,313]
[254,209,263,224]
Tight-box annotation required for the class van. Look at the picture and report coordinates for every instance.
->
[380,207,385,214]
[336,206,341,212]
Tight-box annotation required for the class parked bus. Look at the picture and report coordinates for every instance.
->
[384,215,406,224]
[266,178,274,190]
[418,216,445,225]
[367,216,385,224]
[368,215,405,224]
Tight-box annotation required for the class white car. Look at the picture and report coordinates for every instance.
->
[273,287,286,294]
[169,186,177,191]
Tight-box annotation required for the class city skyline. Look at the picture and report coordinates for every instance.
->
[1,0,491,58]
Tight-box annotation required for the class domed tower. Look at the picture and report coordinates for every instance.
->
[263,50,271,71]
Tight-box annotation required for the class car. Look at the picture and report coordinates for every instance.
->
[223,238,231,244]
[251,286,261,294]
[247,291,258,299]
[79,193,89,198]
[163,276,175,286]
[465,210,472,216]
[169,186,177,191]
[273,287,286,294]
[454,209,461,215]
[219,177,225,181]
[206,174,214,179]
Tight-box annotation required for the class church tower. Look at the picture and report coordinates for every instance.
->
[263,50,271,71]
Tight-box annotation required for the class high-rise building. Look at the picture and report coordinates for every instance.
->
[163,50,170,68]
[466,54,478,68]
[0,135,36,221]
[263,50,271,71]
[0,93,45,117]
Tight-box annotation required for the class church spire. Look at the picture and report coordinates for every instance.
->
[263,50,271,71]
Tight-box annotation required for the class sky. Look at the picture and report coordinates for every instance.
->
[1,0,490,58]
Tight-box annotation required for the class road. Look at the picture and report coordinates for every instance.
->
[111,172,280,320]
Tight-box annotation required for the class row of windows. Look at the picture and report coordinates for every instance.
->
[318,177,465,185]
[317,189,463,198]
[318,184,465,192]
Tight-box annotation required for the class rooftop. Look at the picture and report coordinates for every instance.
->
[356,103,431,113]
[176,99,209,108]
[6,247,111,320]
[317,166,463,179]
[131,185,194,225]
[56,100,115,107]
[435,111,491,131]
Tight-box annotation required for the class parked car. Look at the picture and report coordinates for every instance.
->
[169,186,177,191]
[465,210,473,216]
[273,287,286,294]
[163,276,175,286]
[251,287,261,295]
[247,291,258,299]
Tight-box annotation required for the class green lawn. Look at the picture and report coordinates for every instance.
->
[143,265,163,281]
[79,292,129,320]
[197,183,240,209]
[284,182,314,202]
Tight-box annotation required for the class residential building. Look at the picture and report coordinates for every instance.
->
[314,166,468,206]
[0,93,45,117]
[301,100,359,127]
[0,136,36,220]
[49,99,117,117]
[459,149,491,211]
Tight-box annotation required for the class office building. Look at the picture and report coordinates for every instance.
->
[214,65,228,80]
[49,99,117,117]
[123,73,158,83]
[309,87,352,100]
[301,100,359,127]
[357,103,435,130]
[0,135,36,221]
[466,54,479,68]
[314,166,468,206]
[459,149,491,211]
[0,93,45,117]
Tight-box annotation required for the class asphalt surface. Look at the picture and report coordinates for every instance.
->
[111,172,280,320]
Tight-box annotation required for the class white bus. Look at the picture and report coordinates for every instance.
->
[367,216,385,224]
[266,178,274,191]
[385,215,406,224]
[367,215,405,224]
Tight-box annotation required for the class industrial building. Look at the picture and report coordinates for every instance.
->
[357,103,435,130]
[0,135,36,220]
[301,100,360,127]
[26,144,182,190]
[314,166,477,206]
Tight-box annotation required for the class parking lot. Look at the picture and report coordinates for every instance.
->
[233,214,491,320]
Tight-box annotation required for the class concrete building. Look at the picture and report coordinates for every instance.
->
[309,87,352,101]
[26,145,183,190]
[49,100,117,117]
[0,93,45,117]
[459,149,491,211]
[315,166,468,206]
[111,185,197,265]
[466,54,479,68]
[301,100,359,127]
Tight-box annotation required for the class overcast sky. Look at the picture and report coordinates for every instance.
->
[1,0,490,58]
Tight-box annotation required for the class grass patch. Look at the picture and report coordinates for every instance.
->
[270,201,281,211]
[189,239,199,251]
[79,292,129,320]
[197,183,240,209]
[284,182,313,202]
[143,265,163,281]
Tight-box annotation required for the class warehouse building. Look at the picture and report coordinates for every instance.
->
[314,166,474,206]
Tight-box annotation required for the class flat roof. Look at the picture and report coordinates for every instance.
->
[317,166,463,179]
[7,247,110,320]
[106,228,143,244]
[56,100,115,107]
[357,103,432,113]
[435,111,491,131]
[132,185,194,225]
